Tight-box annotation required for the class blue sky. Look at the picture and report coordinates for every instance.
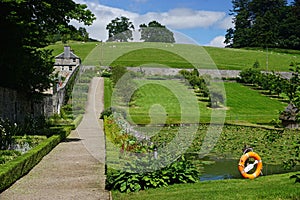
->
[73,0,293,47]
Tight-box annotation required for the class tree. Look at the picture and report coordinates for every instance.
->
[106,16,135,42]
[209,87,225,108]
[225,0,252,48]
[139,21,175,43]
[0,0,95,94]
[225,0,296,49]
[283,63,300,105]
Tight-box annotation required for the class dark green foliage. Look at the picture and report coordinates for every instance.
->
[139,21,175,43]
[101,69,112,78]
[0,119,16,150]
[100,107,114,119]
[284,63,300,104]
[110,66,128,85]
[0,150,21,164]
[0,126,71,192]
[290,174,300,183]
[226,0,300,49]
[253,60,260,68]
[238,68,262,85]
[106,156,200,193]
[0,0,95,94]
[48,27,90,43]
[0,117,49,149]
[283,138,300,170]
[106,16,135,42]
[179,69,209,97]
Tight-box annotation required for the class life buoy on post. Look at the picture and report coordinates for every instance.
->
[238,151,263,179]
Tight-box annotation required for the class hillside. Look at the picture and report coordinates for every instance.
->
[47,42,300,72]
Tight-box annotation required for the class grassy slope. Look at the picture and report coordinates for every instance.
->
[126,80,286,124]
[128,79,203,124]
[225,82,286,124]
[113,171,300,200]
[45,41,99,61]
[204,46,300,71]
[46,42,300,71]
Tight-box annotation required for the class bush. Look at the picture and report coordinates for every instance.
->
[238,67,262,84]
[106,156,200,193]
[0,120,15,150]
[100,107,114,119]
[0,126,71,192]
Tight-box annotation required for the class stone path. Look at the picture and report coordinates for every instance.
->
[0,77,110,200]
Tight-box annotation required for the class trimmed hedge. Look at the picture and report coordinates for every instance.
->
[0,127,71,192]
[72,114,83,129]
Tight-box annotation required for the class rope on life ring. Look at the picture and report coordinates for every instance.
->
[238,151,263,179]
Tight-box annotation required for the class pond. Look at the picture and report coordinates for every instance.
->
[186,154,300,181]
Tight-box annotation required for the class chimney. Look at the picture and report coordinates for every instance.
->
[64,46,71,58]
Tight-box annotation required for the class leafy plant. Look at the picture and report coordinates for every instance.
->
[0,150,21,164]
[0,119,16,150]
[106,156,200,193]
[290,174,300,183]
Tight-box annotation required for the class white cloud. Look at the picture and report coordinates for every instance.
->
[206,36,226,48]
[217,16,234,29]
[74,1,230,43]
[158,8,227,29]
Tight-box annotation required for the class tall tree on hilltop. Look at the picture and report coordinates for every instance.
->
[225,0,252,48]
[248,0,287,47]
[225,0,300,49]
[139,21,175,43]
[106,16,135,42]
[0,0,95,94]
[278,0,300,49]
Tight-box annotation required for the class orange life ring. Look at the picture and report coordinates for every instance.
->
[238,151,263,179]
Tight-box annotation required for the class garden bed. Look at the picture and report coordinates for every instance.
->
[0,126,71,192]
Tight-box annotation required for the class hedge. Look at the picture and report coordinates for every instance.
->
[0,127,71,192]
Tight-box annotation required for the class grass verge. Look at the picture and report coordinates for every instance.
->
[112,171,300,200]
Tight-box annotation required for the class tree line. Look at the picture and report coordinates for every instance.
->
[225,0,300,50]
[238,63,300,107]
[106,16,175,43]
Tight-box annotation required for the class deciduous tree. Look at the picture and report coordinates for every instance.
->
[0,0,95,94]
[139,21,175,43]
[106,16,135,42]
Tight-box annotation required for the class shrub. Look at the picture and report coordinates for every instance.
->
[106,156,200,193]
[0,119,17,150]
[100,107,113,119]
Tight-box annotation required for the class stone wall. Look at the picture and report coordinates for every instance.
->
[127,67,293,79]
[0,87,53,122]
[0,65,80,123]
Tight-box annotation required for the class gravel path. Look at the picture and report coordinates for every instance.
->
[0,77,110,200]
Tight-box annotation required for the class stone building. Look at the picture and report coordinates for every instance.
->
[54,46,81,77]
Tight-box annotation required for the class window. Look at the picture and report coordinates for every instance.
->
[69,66,72,71]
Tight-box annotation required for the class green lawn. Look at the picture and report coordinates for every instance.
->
[224,82,287,124]
[45,41,99,61]
[113,171,300,200]
[127,79,202,124]
[123,79,286,125]
[46,42,300,71]
[204,46,300,71]
[110,48,194,68]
